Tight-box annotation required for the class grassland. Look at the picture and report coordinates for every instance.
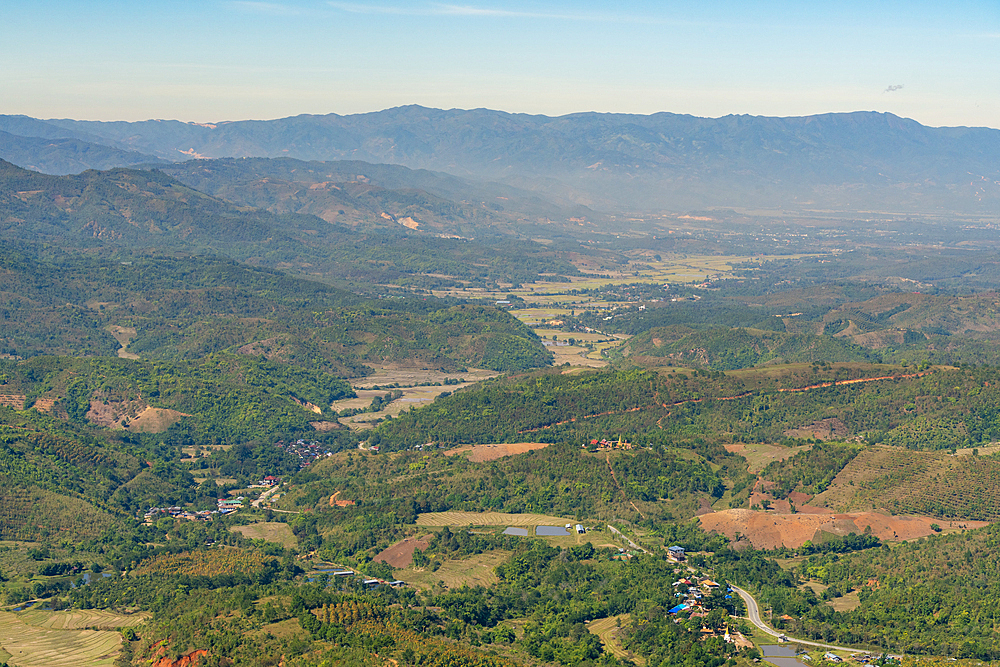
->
[0,609,145,667]
[725,442,813,474]
[415,511,574,527]
[232,522,297,549]
[397,551,509,590]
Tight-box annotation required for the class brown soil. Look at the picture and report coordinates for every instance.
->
[698,508,987,549]
[152,649,208,667]
[0,394,26,410]
[310,421,343,431]
[32,397,57,414]
[86,398,145,428]
[444,442,551,462]
[374,535,433,568]
[128,407,190,433]
[784,417,849,440]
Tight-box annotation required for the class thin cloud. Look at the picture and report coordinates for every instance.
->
[229,1,302,15]
[328,2,416,14]
[433,4,598,19]
[884,84,904,93]
[328,1,628,21]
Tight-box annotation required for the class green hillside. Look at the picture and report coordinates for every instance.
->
[0,247,550,373]
[621,325,880,369]
[0,160,585,288]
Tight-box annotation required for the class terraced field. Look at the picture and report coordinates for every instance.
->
[0,609,145,666]
[813,445,1000,521]
[416,511,573,527]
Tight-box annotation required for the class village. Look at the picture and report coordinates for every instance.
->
[142,475,283,522]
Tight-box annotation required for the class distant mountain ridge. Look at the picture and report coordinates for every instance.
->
[2,107,999,213]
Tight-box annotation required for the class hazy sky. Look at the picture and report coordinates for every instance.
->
[4,0,999,128]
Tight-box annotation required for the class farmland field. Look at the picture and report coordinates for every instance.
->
[725,442,813,474]
[813,445,1000,520]
[0,608,145,667]
[415,511,574,527]
[588,615,644,666]
[397,550,509,590]
[232,522,297,549]
[443,442,552,462]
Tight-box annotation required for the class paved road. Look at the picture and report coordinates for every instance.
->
[730,585,861,654]
[607,525,650,554]
[251,484,281,508]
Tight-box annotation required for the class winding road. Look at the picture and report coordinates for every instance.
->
[730,585,862,654]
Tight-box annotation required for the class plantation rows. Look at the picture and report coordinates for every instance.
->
[0,488,117,541]
[133,547,276,577]
[820,446,1000,521]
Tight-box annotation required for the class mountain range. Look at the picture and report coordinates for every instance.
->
[2,107,999,214]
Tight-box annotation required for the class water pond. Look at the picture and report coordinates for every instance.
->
[502,527,529,536]
[536,525,571,536]
[761,645,811,667]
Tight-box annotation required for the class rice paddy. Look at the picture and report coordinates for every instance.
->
[0,608,148,667]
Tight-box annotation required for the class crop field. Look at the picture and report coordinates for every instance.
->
[444,442,552,462]
[725,442,813,474]
[430,253,823,303]
[338,367,498,430]
[232,522,297,549]
[587,615,644,666]
[16,609,148,630]
[813,445,1000,521]
[0,610,130,667]
[350,366,497,390]
[416,511,573,527]
[398,550,509,590]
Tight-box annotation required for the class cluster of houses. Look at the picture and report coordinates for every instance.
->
[142,505,228,522]
[217,497,245,512]
[667,574,730,615]
[277,439,335,467]
[585,436,635,451]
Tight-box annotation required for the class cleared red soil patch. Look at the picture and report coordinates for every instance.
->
[152,649,208,667]
[699,509,989,550]
[374,535,433,568]
[444,442,551,462]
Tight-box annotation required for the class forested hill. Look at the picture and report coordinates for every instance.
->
[3,108,1000,212]
[0,160,584,287]
[150,157,587,236]
[0,248,551,372]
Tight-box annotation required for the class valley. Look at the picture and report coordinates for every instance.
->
[1,126,1000,667]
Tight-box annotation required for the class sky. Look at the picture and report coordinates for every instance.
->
[3,0,999,128]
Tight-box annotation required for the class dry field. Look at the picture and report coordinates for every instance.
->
[724,442,813,474]
[698,508,987,549]
[17,608,149,630]
[350,366,497,390]
[336,368,497,430]
[105,325,139,360]
[232,522,297,549]
[416,511,573,527]
[127,406,189,433]
[587,615,644,666]
[0,608,146,667]
[398,551,509,590]
[374,535,433,568]
[444,442,551,462]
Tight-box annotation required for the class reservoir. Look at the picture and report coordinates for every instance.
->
[761,645,811,667]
